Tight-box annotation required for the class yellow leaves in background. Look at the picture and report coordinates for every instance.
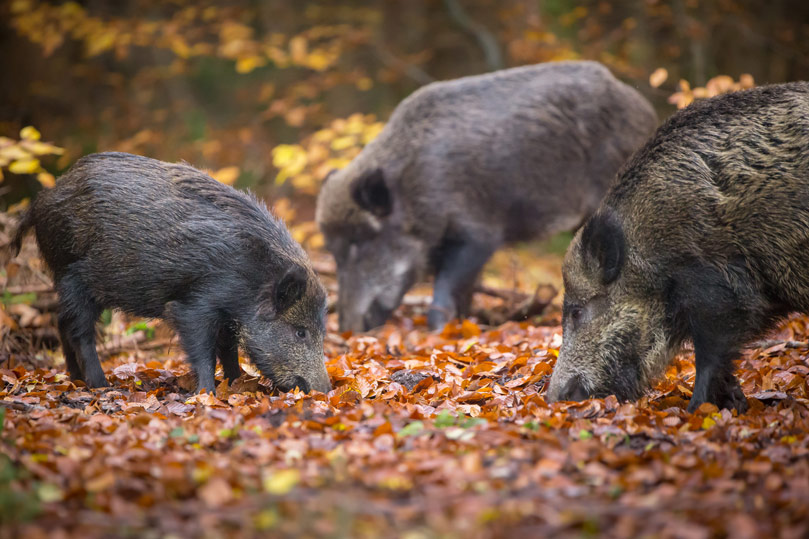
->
[36,172,56,188]
[668,73,755,109]
[10,2,351,75]
[272,145,308,185]
[236,56,267,74]
[20,126,41,141]
[270,114,383,249]
[651,67,755,109]
[649,67,668,88]
[271,113,384,195]
[210,166,240,186]
[0,126,64,187]
[289,36,308,64]
[8,159,41,175]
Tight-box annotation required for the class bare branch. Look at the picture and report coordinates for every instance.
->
[443,0,504,71]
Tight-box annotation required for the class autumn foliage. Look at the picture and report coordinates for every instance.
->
[3,0,809,537]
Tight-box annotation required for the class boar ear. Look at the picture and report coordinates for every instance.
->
[275,266,308,314]
[581,209,625,285]
[322,168,337,185]
[350,168,391,217]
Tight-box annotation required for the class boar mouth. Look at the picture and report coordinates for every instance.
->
[275,375,310,393]
[596,363,646,402]
[557,376,590,401]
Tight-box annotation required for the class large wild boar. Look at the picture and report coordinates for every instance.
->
[316,61,657,332]
[11,152,331,394]
[547,82,809,413]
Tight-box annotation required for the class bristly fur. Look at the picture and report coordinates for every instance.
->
[548,82,809,413]
[316,61,658,332]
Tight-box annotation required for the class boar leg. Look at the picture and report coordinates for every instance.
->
[216,323,242,383]
[57,323,84,382]
[171,302,218,392]
[689,330,748,413]
[428,239,494,330]
[674,265,751,413]
[56,273,109,388]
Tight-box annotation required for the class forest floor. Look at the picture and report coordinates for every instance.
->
[1,218,808,538]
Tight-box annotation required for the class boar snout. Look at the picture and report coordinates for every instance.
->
[312,369,333,394]
[550,376,589,402]
[274,366,331,394]
[277,374,331,394]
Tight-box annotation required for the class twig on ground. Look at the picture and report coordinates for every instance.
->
[751,339,809,350]
[4,284,54,294]
[501,284,558,322]
[0,400,46,412]
[97,337,176,357]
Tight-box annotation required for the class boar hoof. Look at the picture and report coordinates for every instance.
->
[427,310,448,332]
[718,382,749,414]
[86,377,110,389]
[687,377,748,414]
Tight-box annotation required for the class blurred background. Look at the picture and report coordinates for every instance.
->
[2,0,809,334]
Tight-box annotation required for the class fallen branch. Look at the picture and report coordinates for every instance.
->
[32,296,59,311]
[751,339,809,350]
[0,399,46,412]
[474,284,529,303]
[4,283,54,294]
[501,284,558,322]
[97,336,176,357]
[475,284,557,326]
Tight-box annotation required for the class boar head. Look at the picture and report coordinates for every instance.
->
[316,167,429,332]
[547,209,674,403]
[241,266,331,393]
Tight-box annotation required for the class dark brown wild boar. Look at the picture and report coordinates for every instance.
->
[316,61,657,332]
[11,152,331,393]
[547,82,809,412]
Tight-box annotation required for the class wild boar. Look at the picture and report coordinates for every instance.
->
[316,61,657,332]
[547,82,809,412]
[11,152,331,393]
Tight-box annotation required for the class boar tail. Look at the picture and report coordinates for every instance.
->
[10,208,35,257]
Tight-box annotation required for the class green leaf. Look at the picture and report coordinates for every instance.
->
[460,417,487,429]
[578,429,593,440]
[434,410,455,428]
[37,483,64,503]
[1,292,36,306]
[125,321,155,339]
[169,427,185,438]
[397,421,424,437]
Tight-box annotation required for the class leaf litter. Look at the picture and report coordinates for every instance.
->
[2,233,809,537]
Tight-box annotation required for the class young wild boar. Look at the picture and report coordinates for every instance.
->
[316,61,657,332]
[547,82,809,413]
[11,152,331,394]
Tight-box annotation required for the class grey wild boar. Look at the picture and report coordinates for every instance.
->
[547,82,809,413]
[316,61,657,332]
[11,152,331,394]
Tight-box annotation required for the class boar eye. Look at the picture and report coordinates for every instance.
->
[295,327,308,340]
[570,307,583,322]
